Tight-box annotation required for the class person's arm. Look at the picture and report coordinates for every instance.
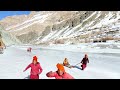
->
[63,62,65,66]
[81,58,83,63]
[38,64,43,74]
[66,61,70,65]
[63,60,65,65]
[88,58,89,63]
[46,71,57,77]
[23,64,31,72]
[66,73,74,79]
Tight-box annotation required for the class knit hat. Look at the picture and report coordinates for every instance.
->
[85,54,88,58]
[33,56,38,62]
[85,53,88,56]
[56,63,65,72]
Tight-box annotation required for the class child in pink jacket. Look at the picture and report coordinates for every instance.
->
[23,56,43,79]
[46,63,74,79]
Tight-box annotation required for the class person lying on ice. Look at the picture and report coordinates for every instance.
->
[23,56,43,79]
[46,63,74,79]
[81,54,89,70]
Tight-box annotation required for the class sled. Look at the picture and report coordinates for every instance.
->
[64,64,75,68]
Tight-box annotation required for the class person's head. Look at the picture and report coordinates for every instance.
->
[56,63,65,76]
[64,58,68,62]
[84,54,88,58]
[32,56,38,64]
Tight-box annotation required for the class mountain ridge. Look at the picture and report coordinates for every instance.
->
[0,11,120,46]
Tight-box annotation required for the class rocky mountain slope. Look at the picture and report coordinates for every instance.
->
[0,11,120,46]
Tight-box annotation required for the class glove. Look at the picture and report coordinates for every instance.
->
[46,71,52,77]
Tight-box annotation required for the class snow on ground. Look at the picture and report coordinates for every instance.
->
[82,12,97,22]
[0,43,120,79]
[41,43,120,53]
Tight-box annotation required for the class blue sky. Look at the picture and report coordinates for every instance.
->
[0,11,31,20]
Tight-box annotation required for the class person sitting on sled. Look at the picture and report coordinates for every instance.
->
[46,63,74,79]
[63,58,73,68]
[63,58,70,66]
[81,54,89,70]
[23,56,43,79]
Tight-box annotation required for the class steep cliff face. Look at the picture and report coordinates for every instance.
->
[0,11,120,45]
[0,25,21,46]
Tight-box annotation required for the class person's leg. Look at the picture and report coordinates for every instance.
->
[30,74,34,79]
[30,74,39,79]
[81,64,86,70]
[37,74,39,79]
[83,64,87,70]
[81,64,83,70]
[33,75,39,79]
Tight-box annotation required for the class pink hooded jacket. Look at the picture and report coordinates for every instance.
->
[24,62,43,75]
[46,71,74,79]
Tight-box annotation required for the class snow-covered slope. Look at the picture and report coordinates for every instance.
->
[38,11,120,44]
[0,25,21,46]
[0,11,120,45]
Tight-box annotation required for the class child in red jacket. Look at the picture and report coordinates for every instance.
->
[46,63,74,79]
[23,56,43,79]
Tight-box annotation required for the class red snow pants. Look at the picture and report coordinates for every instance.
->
[81,64,87,70]
[30,74,39,79]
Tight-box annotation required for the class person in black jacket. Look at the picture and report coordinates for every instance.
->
[81,54,89,70]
